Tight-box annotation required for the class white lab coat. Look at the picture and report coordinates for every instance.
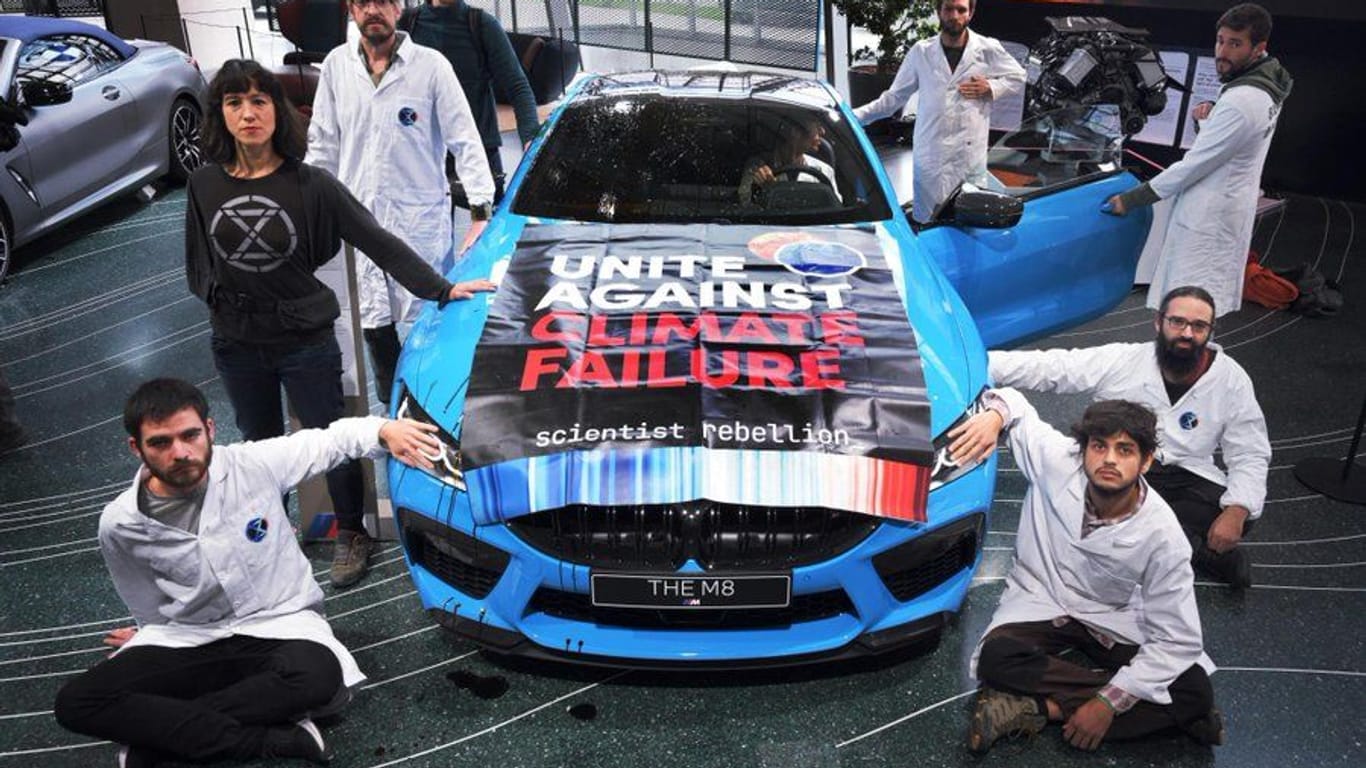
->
[854,31,1024,224]
[307,34,494,330]
[989,342,1270,520]
[1144,83,1282,317]
[97,417,394,690]
[970,388,1214,704]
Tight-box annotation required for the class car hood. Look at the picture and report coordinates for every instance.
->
[402,219,980,525]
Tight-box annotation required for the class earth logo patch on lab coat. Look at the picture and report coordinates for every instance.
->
[245,517,269,542]
[1179,411,1199,430]
[398,107,419,127]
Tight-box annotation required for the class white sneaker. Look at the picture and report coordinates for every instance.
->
[261,718,332,764]
[295,718,333,764]
[116,745,156,768]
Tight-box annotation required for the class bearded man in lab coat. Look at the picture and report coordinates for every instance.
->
[854,0,1024,224]
[989,286,1270,589]
[53,379,444,766]
[307,0,494,408]
[946,391,1221,754]
[1105,3,1292,317]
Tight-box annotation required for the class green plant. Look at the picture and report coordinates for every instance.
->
[833,0,939,73]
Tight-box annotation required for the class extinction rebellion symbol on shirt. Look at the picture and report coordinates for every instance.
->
[210,194,299,273]
[1179,411,1200,430]
[244,517,269,542]
[398,106,419,127]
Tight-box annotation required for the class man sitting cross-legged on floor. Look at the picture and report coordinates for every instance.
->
[988,285,1270,589]
[54,378,444,767]
[945,388,1223,753]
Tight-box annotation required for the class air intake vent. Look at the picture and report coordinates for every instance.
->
[399,509,510,599]
[873,513,982,602]
[507,502,881,571]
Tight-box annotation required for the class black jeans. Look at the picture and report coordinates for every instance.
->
[362,324,402,410]
[1145,462,1256,544]
[210,334,365,532]
[977,620,1214,741]
[54,636,342,762]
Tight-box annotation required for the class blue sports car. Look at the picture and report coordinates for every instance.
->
[387,71,1151,667]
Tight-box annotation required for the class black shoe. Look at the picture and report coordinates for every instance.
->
[1224,548,1252,590]
[0,426,27,457]
[262,718,332,764]
[1194,545,1252,590]
[1184,707,1226,746]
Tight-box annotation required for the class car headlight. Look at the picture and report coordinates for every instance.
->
[396,389,467,491]
[928,388,992,491]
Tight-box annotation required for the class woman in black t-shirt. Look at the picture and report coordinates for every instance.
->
[185,60,493,587]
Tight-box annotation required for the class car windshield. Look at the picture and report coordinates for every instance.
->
[512,93,892,225]
[15,34,122,88]
[986,105,1124,196]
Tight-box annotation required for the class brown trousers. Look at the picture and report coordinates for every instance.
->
[977,619,1214,741]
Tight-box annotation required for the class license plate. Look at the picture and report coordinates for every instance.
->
[590,573,791,609]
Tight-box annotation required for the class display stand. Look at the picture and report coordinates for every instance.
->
[1293,391,1366,505]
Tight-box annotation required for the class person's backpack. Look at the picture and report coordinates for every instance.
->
[1273,264,1344,318]
[1243,251,1299,310]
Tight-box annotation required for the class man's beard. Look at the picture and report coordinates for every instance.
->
[1156,331,1204,378]
[1216,53,1255,82]
[941,20,966,38]
[1087,474,1138,500]
[362,19,394,46]
[149,446,212,491]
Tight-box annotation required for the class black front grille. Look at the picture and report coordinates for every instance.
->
[873,513,983,602]
[507,502,881,571]
[528,586,856,629]
[399,509,510,599]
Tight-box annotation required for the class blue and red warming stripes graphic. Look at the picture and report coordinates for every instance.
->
[461,223,933,523]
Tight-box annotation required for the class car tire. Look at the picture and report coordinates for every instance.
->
[167,97,204,184]
[0,206,11,285]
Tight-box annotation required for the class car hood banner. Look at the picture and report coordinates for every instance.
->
[460,223,932,523]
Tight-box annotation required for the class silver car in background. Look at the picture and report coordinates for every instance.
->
[0,17,207,283]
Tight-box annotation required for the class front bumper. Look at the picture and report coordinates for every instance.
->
[388,453,993,667]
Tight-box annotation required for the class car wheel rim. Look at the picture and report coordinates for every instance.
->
[172,103,204,173]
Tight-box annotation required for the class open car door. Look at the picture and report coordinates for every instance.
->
[913,106,1153,349]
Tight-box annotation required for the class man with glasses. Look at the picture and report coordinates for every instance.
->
[988,286,1270,588]
[307,0,493,586]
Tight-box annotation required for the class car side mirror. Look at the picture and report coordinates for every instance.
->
[20,80,73,107]
[950,188,1023,229]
